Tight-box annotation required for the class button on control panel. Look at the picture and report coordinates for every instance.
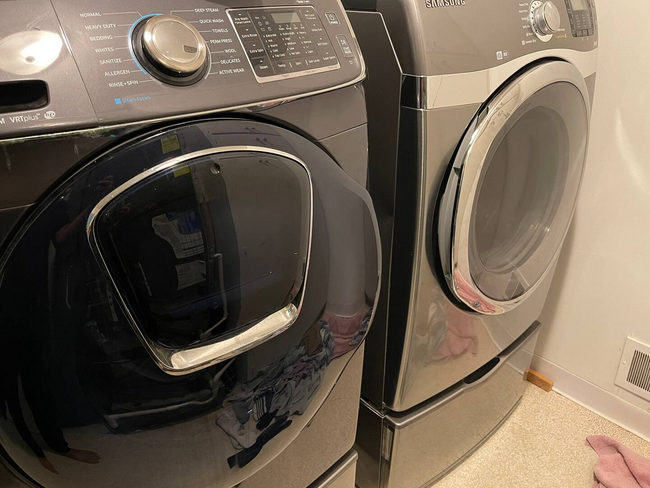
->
[228,6,341,83]
[325,12,340,26]
[336,35,354,58]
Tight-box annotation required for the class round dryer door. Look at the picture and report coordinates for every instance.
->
[0,119,380,488]
[438,61,590,315]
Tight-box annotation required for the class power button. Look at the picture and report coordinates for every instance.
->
[325,12,340,26]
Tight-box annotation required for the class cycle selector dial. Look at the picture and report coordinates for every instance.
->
[530,1,561,41]
[132,14,209,85]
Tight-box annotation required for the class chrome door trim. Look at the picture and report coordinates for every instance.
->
[86,146,314,375]
[402,48,598,110]
[445,61,590,315]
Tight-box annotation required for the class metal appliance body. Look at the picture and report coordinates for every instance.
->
[0,2,379,487]
[343,0,598,485]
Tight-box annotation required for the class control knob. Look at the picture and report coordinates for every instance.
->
[132,14,208,85]
[532,1,561,36]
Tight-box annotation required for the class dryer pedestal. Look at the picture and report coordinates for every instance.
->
[356,323,539,488]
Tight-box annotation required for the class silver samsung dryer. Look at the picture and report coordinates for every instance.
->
[344,0,598,486]
[0,2,379,487]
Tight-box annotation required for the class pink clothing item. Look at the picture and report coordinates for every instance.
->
[431,303,478,362]
[324,309,368,358]
[587,435,650,488]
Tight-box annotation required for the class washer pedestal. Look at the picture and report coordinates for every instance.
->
[356,323,540,488]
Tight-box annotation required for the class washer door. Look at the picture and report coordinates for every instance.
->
[0,119,380,488]
[438,61,590,315]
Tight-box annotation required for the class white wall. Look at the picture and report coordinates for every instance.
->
[532,0,650,439]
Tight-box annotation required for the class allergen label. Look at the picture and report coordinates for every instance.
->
[105,69,130,76]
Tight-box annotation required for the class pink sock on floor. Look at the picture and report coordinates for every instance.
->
[587,435,650,488]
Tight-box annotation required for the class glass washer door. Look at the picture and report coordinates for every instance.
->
[438,61,590,315]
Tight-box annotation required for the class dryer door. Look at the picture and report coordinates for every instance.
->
[0,119,380,488]
[438,61,590,315]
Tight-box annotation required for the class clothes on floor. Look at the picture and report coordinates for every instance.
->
[587,435,650,488]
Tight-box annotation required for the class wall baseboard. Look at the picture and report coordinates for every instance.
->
[531,354,650,442]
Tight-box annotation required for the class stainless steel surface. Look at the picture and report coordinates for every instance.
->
[0,74,368,144]
[387,103,500,411]
[533,1,562,37]
[355,326,540,488]
[347,11,403,408]
[242,348,364,488]
[354,399,383,488]
[0,81,367,147]
[320,125,369,187]
[309,450,358,488]
[446,61,590,315]
[139,15,207,75]
[389,322,540,428]
[344,3,597,487]
[0,0,97,137]
[346,0,597,412]
[369,0,598,77]
[86,146,314,375]
[400,48,598,110]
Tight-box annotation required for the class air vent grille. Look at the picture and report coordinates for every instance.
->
[615,337,650,402]
[627,350,650,393]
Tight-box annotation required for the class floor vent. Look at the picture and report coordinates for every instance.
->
[615,337,650,402]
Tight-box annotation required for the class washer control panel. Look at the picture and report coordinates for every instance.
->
[229,7,340,82]
[0,0,363,136]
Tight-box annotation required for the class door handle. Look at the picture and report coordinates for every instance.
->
[145,303,300,375]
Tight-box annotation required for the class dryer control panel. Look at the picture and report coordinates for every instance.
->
[563,0,596,37]
[0,0,363,137]
[361,0,598,77]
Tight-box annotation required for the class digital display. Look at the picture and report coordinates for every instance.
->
[271,12,301,24]
[570,0,589,10]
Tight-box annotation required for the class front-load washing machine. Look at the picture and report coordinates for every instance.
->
[344,0,598,486]
[0,2,380,487]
